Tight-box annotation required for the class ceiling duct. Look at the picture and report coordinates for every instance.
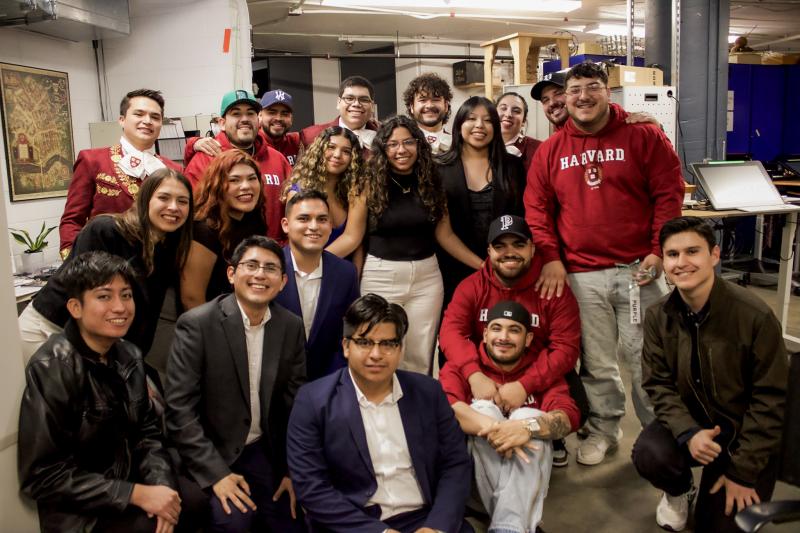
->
[0,0,130,41]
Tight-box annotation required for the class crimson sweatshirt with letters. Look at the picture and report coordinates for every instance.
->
[440,343,581,432]
[524,103,684,272]
[183,130,291,242]
[439,256,580,395]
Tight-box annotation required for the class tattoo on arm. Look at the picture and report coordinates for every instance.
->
[535,410,572,441]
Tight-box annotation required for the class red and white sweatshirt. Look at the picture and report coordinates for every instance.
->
[440,343,581,432]
[439,256,581,395]
[524,103,684,272]
[183,130,291,243]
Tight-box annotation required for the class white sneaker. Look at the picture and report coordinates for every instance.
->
[576,429,621,466]
[655,485,696,531]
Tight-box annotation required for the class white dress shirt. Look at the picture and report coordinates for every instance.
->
[349,370,425,520]
[237,300,271,445]
[290,251,323,340]
[339,117,376,150]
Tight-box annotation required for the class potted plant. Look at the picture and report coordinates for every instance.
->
[10,222,56,274]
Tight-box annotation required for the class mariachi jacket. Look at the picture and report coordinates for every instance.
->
[18,321,177,532]
[642,276,788,486]
[59,144,181,255]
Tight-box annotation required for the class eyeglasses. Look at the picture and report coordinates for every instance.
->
[565,83,606,97]
[340,95,373,106]
[347,336,402,351]
[237,260,282,275]
[385,139,417,151]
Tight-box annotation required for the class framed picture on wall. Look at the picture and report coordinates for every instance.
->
[0,63,74,201]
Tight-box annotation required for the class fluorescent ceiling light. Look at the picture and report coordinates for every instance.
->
[319,0,582,12]
[584,23,644,38]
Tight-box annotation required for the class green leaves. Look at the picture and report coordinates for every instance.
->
[9,221,56,253]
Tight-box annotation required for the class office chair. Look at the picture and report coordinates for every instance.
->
[735,352,800,532]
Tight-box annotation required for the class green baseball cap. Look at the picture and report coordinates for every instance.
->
[220,89,261,116]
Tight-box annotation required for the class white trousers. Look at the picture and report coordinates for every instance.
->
[18,304,63,363]
[470,400,553,533]
[360,254,443,375]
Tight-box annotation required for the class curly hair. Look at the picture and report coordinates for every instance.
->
[363,115,446,229]
[282,126,363,208]
[193,150,266,257]
[402,73,453,124]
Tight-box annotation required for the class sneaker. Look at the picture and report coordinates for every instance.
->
[655,484,696,531]
[576,430,621,466]
[552,439,569,467]
[577,425,590,439]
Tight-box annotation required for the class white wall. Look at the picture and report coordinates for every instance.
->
[102,0,253,119]
[0,28,102,272]
[0,65,39,525]
[311,58,341,124]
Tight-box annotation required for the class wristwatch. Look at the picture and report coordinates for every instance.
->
[523,417,541,439]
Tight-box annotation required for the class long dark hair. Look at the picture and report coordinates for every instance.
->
[361,115,446,229]
[438,96,517,199]
[194,150,266,257]
[113,168,194,274]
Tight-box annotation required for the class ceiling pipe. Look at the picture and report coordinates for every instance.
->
[252,49,515,60]
[750,32,800,48]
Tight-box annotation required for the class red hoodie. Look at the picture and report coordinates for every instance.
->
[439,344,581,432]
[524,103,684,272]
[439,255,580,395]
[183,130,291,242]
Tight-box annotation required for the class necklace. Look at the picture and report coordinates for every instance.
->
[390,176,412,194]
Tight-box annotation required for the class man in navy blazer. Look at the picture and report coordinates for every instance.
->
[287,294,473,533]
[276,190,360,380]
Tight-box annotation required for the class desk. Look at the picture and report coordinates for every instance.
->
[682,207,800,350]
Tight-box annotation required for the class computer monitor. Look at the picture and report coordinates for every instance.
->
[691,161,785,210]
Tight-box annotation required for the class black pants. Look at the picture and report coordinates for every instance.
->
[632,421,779,533]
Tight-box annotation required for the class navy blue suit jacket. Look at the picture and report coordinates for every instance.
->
[275,248,359,380]
[287,368,472,533]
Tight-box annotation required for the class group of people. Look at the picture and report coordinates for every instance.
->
[15,61,787,533]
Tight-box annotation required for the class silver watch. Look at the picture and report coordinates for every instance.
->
[523,417,541,438]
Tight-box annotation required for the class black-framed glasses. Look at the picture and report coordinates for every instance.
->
[237,260,282,275]
[340,95,373,106]
[347,336,402,351]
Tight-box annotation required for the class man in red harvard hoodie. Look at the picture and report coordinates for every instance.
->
[439,214,583,466]
[440,300,579,533]
[524,61,684,467]
[183,90,291,242]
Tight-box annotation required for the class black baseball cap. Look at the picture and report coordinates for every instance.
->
[531,69,568,101]
[486,301,531,331]
[487,215,532,244]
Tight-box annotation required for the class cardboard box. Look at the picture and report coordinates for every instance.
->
[761,52,800,65]
[607,65,664,88]
[728,53,762,64]
[578,42,604,55]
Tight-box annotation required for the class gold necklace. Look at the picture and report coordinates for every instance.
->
[390,176,412,194]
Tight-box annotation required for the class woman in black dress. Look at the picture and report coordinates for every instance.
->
[180,150,266,310]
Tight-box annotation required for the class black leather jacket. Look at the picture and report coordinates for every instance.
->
[18,320,177,532]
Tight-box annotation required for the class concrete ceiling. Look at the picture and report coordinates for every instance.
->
[248,0,800,56]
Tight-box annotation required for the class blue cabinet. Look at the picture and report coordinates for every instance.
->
[727,64,799,161]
